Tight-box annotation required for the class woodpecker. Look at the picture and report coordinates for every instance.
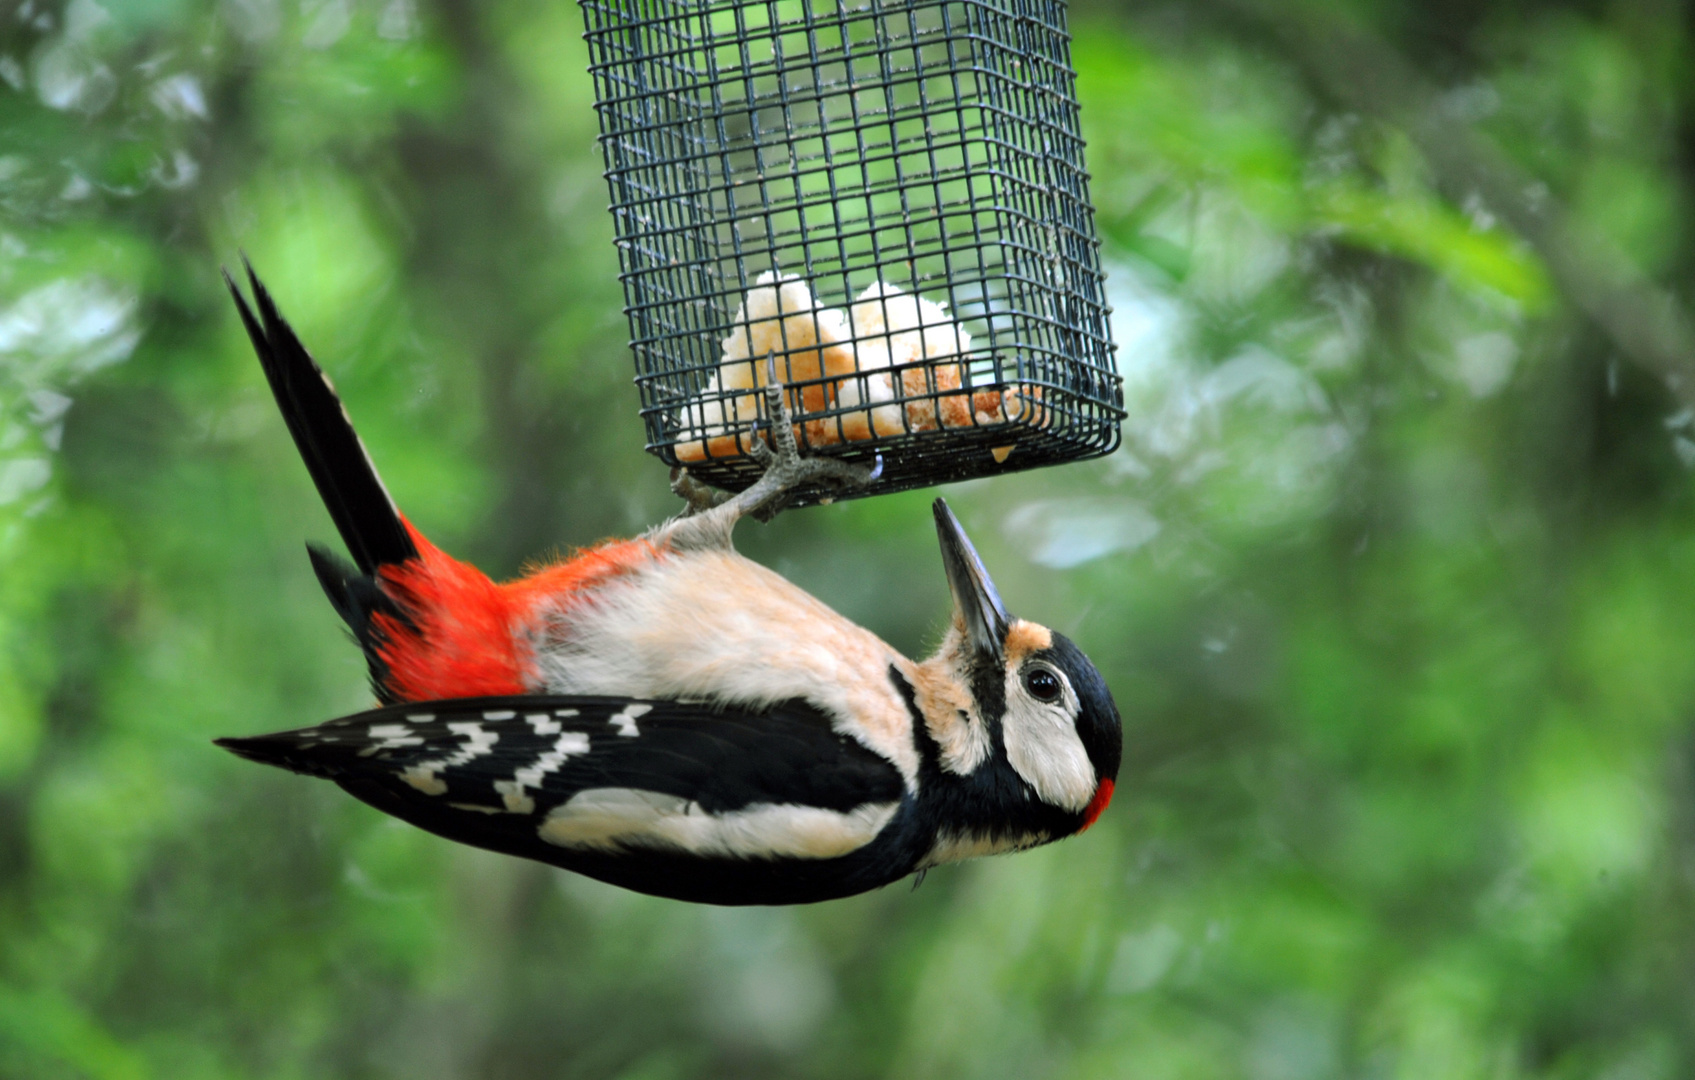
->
[216,264,1121,906]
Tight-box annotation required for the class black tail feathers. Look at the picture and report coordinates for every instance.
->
[224,259,417,576]
[307,543,408,702]
[227,260,417,703]
[213,730,345,780]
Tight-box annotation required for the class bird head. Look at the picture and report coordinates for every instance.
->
[910,500,1122,857]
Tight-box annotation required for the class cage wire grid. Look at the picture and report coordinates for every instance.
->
[582,0,1122,505]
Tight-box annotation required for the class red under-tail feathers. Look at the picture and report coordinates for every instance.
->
[224,262,660,705]
[371,520,656,702]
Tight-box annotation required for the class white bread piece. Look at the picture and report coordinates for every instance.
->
[833,335,903,442]
[673,369,763,462]
[678,274,1041,461]
[679,271,858,459]
[850,282,974,430]
[721,271,856,407]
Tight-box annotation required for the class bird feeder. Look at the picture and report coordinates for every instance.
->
[581,0,1122,505]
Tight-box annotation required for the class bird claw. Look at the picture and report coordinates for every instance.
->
[657,376,879,547]
[741,382,878,522]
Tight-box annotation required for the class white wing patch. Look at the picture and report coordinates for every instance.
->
[491,731,593,813]
[491,783,533,814]
[608,703,650,738]
[524,708,580,737]
[400,765,448,795]
[513,732,590,789]
[537,788,898,860]
[362,723,425,756]
[445,723,499,758]
[396,721,500,796]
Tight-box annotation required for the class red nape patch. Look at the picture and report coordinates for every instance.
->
[1079,779,1115,832]
[370,520,655,702]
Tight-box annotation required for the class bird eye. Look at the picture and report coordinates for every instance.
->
[1023,666,1063,702]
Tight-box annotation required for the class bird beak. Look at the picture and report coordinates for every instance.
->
[933,498,1011,663]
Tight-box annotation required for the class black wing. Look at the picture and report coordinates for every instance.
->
[217,694,903,812]
[216,696,914,903]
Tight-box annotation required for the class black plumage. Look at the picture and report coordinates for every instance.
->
[225,265,415,699]
[224,261,414,575]
[217,696,915,904]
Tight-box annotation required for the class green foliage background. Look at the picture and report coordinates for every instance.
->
[4,0,1695,1076]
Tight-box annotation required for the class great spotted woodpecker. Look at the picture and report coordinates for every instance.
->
[216,265,1121,905]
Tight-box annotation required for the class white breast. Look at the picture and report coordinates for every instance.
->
[523,548,921,786]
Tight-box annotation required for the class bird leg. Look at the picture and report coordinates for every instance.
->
[739,380,879,522]
[659,366,880,548]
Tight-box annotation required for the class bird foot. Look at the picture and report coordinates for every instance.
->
[657,379,880,548]
[739,382,880,523]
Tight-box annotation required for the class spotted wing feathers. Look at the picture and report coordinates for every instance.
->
[216,695,904,825]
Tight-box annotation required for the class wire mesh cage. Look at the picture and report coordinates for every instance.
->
[581,0,1122,504]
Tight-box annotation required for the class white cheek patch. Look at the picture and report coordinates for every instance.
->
[1001,672,1096,812]
[536,787,899,860]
